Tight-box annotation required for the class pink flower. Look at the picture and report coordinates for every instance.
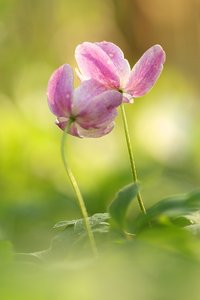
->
[47,64,122,138]
[75,42,166,102]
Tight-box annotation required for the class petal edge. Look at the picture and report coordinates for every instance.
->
[47,64,73,117]
[125,45,166,97]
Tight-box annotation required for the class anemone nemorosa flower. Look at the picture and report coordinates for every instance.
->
[75,42,166,102]
[47,64,122,138]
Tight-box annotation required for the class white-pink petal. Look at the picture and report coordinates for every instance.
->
[74,88,122,129]
[125,44,166,98]
[72,79,107,116]
[76,122,115,138]
[47,64,73,117]
[95,41,131,88]
[75,42,120,89]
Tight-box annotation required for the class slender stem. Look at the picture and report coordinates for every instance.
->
[61,122,98,257]
[120,104,146,215]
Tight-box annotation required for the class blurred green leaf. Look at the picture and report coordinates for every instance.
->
[14,250,49,263]
[52,213,111,257]
[185,225,200,237]
[137,226,200,260]
[109,183,138,230]
[53,213,110,231]
[133,189,200,232]
[183,211,200,224]
[15,214,110,263]
[173,211,200,227]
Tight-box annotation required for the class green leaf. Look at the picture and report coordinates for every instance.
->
[53,219,80,230]
[182,211,200,224]
[53,213,110,231]
[14,250,50,263]
[109,183,138,230]
[50,213,110,259]
[134,189,200,232]
[137,226,200,259]
[15,214,111,263]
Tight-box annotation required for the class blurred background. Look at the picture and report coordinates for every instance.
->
[0,0,200,252]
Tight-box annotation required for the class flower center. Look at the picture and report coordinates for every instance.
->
[69,115,76,124]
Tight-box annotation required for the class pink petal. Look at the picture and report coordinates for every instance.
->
[122,93,134,103]
[56,117,81,137]
[75,42,120,89]
[47,64,73,117]
[56,117,113,138]
[76,122,115,138]
[72,81,122,129]
[96,41,131,88]
[125,45,166,97]
[72,79,107,114]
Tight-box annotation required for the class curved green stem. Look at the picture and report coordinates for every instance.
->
[61,123,98,257]
[120,104,146,215]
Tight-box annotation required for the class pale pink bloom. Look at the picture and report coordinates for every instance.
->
[75,42,166,102]
[47,64,122,138]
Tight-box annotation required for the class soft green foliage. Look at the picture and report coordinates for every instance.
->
[179,211,200,225]
[133,190,200,232]
[53,213,110,231]
[186,224,200,237]
[10,189,200,264]
[109,183,138,230]
[15,213,110,263]
[2,197,200,300]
